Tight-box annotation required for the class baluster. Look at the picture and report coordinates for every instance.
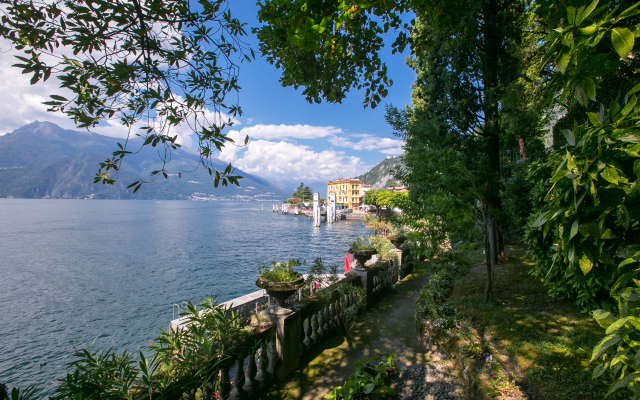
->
[310,313,319,345]
[323,306,330,333]
[329,303,336,328]
[229,352,247,400]
[317,310,325,339]
[219,366,231,400]
[303,317,312,350]
[255,341,271,388]
[267,337,278,376]
[243,348,257,397]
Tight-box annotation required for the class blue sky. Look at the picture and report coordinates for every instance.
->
[0,1,415,187]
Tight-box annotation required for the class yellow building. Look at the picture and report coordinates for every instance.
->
[327,178,361,210]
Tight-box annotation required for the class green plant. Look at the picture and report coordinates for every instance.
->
[324,354,398,400]
[0,385,39,400]
[348,236,374,251]
[591,250,640,399]
[368,235,395,262]
[258,259,303,282]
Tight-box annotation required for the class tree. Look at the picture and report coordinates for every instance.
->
[1,0,251,191]
[292,183,313,201]
[255,0,528,300]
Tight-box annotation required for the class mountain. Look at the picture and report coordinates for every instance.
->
[357,156,404,189]
[0,121,288,200]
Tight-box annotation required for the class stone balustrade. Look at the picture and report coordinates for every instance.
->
[167,249,404,399]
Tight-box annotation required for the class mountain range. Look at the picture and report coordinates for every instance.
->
[0,121,289,200]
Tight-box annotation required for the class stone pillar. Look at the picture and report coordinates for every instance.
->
[272,311,302,381]
[353,268,376,309]
[390,249,404,279]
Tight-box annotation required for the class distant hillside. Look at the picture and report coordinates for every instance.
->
[0,121,288,200]
[357,156,404,189]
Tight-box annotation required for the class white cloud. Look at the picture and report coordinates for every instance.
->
[328,134,405,154]
[219,135,365,181]
[237,124,342,140]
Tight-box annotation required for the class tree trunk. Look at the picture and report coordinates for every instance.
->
[481,0,503,302]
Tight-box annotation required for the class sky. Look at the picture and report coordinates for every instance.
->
[0,1,416,188]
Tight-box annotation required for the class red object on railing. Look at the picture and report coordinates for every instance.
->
[345,252,354,272]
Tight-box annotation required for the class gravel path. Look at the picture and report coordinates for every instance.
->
[393,361,465,400]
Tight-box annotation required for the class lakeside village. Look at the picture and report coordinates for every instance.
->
[274,178,408,218]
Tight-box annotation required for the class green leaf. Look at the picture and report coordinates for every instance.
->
[601,168,619,184]
[587,112,601,126]
[592,362,606,379]
[567,6,576,25]
[607,371,640,396]
[50,94,68,101]
[591,332,621,361]
[557,52,571,74]
[580,254,593,275]
[562,129,575,146]
[363,383,375,394]
[593,309,616,329]
[570,219,579,239]
[611,28,635,58]
[576,0,599,25]
[601,229,617,239]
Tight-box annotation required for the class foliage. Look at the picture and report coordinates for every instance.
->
[323,354,398,400]
[503,163,536,240]
[49,296,254,400]
[591,251,640,398]
[525,0,640,310]
[362,189,409,212]
[348,236,374,251]
[363,214,393,236]
[0,385,39,400]
[258,259,304,282]
[1,0,250,190]
[255,1,410,109]
[368,235,394,262]
[293,183,314,201]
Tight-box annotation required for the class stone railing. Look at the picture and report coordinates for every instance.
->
[217,325,277,400]
[168,250,404,398]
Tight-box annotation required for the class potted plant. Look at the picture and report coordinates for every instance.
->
[386,235,406,249]
[348,236,377,270]
[256,259,306,315]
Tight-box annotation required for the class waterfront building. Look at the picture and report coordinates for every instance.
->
[326,178,362,210]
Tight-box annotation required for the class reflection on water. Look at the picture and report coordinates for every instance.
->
[0,199,370,394]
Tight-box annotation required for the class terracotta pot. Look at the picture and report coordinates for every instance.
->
[256,273,305,315]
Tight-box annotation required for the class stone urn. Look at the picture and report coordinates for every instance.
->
[349,249,377,270]
[256,273,305,315]
[387,235,405,249]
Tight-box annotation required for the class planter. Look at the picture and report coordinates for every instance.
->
[349,248,377,270]
[387,235,405,249]
[256,273,305,315]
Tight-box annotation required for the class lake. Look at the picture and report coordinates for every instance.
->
[0,199,370,394]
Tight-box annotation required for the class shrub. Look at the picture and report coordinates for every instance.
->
[324,354,398,400]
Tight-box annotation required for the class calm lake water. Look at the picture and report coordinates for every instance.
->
[0,199,370,394]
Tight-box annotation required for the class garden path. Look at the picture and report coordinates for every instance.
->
[263,272,464,400]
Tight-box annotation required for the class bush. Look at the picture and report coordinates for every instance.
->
[324,354,398,400]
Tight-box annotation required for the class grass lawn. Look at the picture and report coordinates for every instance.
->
[439,244,620,400]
